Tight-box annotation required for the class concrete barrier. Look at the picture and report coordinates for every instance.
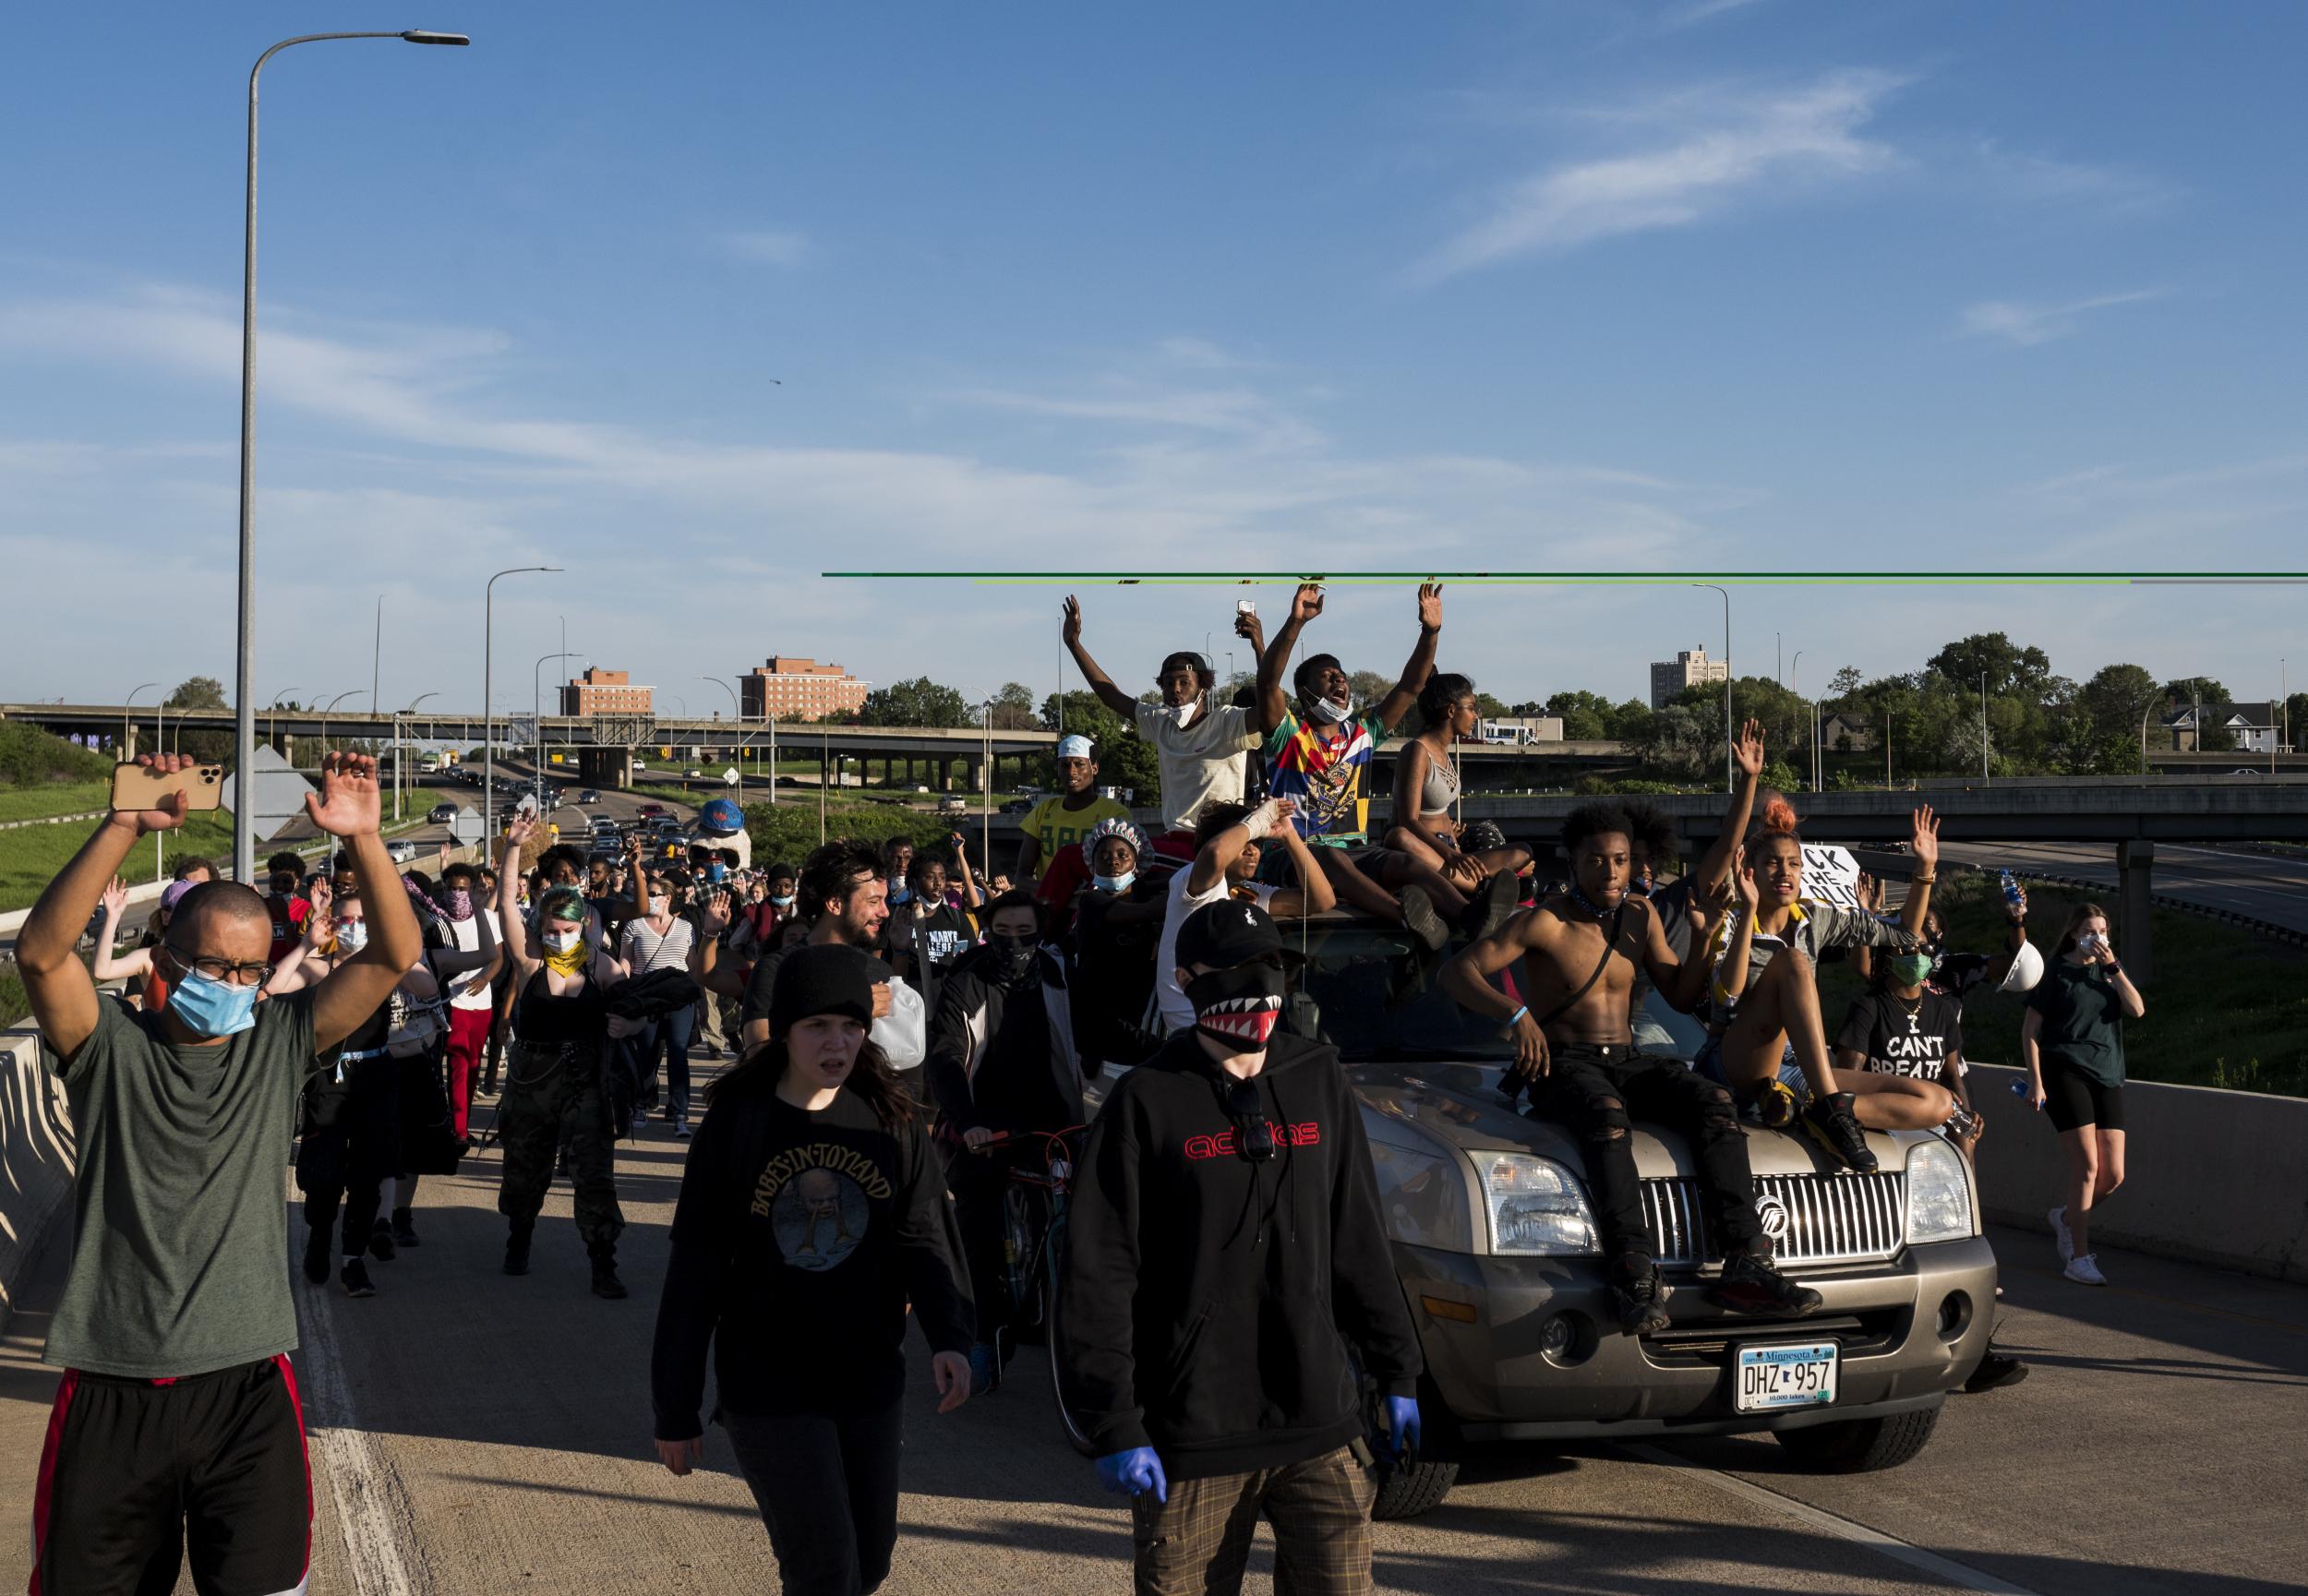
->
[1966,1062,2308,1285]
[0,1026,74,1335]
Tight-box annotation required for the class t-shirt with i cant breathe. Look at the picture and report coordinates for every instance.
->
[42,989,322,1377]
[1835,988,1965,1081]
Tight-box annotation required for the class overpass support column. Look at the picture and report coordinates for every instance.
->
[2118,840,2154,985]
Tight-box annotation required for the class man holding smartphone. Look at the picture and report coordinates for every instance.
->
[1061,594,1266,858]
[16,751,423,1596]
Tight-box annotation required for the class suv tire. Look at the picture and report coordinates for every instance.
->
[1371,1457,1460,1521]
[1773,1406,1941,1472]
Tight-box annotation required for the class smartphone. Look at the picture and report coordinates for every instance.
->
[111,762,224,812]
[1237,599,1257,617]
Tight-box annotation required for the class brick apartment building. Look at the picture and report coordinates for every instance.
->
[739,656,869,722]
[560,668,653,715]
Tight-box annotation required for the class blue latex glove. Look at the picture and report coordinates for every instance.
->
[1382,1396,1422,1458]
[1094,1446,1169,1503]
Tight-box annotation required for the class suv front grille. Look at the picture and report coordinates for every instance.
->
[1641,1173,1906,1267]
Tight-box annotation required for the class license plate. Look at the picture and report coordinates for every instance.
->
[1735,1342,1838,1412]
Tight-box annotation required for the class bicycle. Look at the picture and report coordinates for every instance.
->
[969,1124,1098,1454]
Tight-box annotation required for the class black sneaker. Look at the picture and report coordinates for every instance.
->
[1963,1351,2029,1394]
[1462,870,1522,943]
[341,1257,377,1299]
[1707,1250,1824,1316]
[1610,1260,1674,1336]
[589,1254,629,1300]
[1800,1091,1879,1174]
[503,1223,533,1277]
[391,1207,421,1248]
[367,1219,397,1262]
[1400,886,1449,952]
[302,1228,331,1285]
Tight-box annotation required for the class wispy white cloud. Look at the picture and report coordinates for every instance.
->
[725,228,811,267]
[1655,0,1766,34]
[1970,140,2177,215]
[1957,288,2166,346]
[1413,69,1905,282]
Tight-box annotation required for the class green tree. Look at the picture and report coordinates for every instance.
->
[987,681,1039,731]
[1472,690,1511,720]
[1926,633,2052,699]
[2078,664,2160,746]
[164,676,234,763]
[1347,669,1395,707]
[856,677,975,729]
[1545,689,1617,741]
[1827,666,1865,699]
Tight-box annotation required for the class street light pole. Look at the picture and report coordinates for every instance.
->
[233,28,470,887]
[124,682,158,760]
[703,677,741,809]
[1690,584,1732,793]
[535,651,579,819]
[1981,670,1990,784]
[484,566,559,849]
[396,691,439,822]
[319,690,357,759]
[1790,652,1808,793]
[372,594,383,740]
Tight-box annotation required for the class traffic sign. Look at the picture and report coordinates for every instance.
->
[448,811,486,846]
[723,767,741,786]
[218,747,317,843]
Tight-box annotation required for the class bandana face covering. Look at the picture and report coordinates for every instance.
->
[1185,962,1285,1050]
[444,888,475,922]
[541,926,588,977]
[986,931,1037,987]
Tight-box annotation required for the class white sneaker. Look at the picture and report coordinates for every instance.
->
[2049,1206,2072,1265]
[2063,1254,2107,1287]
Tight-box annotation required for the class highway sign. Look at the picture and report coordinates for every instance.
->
[218,747,317,842]
[723,767,741,786]
[448,811,486,846]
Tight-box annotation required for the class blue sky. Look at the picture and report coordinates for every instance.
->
[5,1,2303,720]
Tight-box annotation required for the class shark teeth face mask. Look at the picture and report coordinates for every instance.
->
[1184,963,1286,1049]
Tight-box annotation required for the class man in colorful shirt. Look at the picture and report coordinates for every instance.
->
[1254,581,1463,948]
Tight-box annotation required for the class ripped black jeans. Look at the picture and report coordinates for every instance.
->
[1529,1043,1762,1269]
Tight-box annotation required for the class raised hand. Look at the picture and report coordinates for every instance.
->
[1290,582,1325,627]
[1062,595,1084,649]
[1417,582,1444,631]
[1733,719,1765,781]
[1734,853,1760,912]
[701,888,731,935]
[1910,804,1941,870]
[304,752,382,839]
[503,812,540,854]
[101,876,128,918]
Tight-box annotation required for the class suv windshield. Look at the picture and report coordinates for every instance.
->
[1281,918,1514,1064]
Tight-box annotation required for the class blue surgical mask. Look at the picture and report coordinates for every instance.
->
[1094,871,1136,894]
[168,966,259,1038]
[771,894,796,910]
[888,885,913,906]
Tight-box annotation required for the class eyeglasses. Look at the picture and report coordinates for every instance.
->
[163,944,273,988]
[1224,1077,1277,1163]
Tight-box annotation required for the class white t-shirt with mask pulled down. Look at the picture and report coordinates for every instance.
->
[1135,698,1258,832]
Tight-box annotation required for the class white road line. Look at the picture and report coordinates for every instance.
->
[1622,1442,2042,1596]
[295,1266,426,1595]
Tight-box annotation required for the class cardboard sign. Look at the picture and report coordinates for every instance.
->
[1800,844,1865,909]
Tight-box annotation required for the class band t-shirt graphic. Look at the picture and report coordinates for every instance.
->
[753,1141,890,1273]
[1835,989,1965,1081]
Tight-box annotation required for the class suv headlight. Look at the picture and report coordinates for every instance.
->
[1905,1137,1976,1245]
[1475,1153,1600,1255]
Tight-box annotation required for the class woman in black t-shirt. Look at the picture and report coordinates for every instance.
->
[2021,904,2144,1287]
[651,944,973,1596]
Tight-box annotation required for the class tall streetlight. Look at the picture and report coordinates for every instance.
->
[124,682,158,760]
[395,691,439,822]
[703,677,742,809]
[1790,652,1809,792]
[535,651,580,816]
[319,690,359,758]
[1980,670,1991,785]
[371,594,384,736]
[484,566,560,846]
[232,29,471,885]
[1690,584,1732,793]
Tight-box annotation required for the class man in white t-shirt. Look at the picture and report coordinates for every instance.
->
[1062,594,1262,854]
[1154,797,1335,1032]
[436,857,502,1142]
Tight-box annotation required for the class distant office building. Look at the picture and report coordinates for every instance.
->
[562,668,653,715]
[1650,646,1728,710]
[740,656,870,722]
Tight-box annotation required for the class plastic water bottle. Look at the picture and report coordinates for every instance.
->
[2000,870,2024,912]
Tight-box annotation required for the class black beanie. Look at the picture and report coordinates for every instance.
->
[769,943,879,1038]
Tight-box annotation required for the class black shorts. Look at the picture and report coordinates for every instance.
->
[30,1354,311,1596]
[2043,1062,2124,1134]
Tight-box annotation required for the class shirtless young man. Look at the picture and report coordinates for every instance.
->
[1441,799,1823,1333]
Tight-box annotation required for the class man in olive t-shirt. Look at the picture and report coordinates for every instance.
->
[13,752,422,1596]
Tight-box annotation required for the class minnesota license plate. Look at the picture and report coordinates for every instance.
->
[1735,1342,1838,1412]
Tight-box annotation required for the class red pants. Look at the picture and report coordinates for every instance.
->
[444,1004,494,1139]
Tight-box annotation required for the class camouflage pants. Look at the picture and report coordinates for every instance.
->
[496,1039,625,1253]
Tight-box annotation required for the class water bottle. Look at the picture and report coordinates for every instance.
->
[2000,870,2024,913]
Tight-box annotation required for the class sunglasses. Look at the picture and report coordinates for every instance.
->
[1225,1077,1277,1163]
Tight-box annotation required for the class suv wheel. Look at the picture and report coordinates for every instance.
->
[1773,1406,1941,1472]
[1371,1456,1460,1521]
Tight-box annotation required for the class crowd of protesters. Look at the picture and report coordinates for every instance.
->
[13,582,2114,1596]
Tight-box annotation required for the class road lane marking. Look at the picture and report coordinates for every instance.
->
[296,1264,425,1595]
[1622,1442,2042,1595]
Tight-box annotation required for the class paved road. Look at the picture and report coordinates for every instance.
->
[3,1061,2299,1596]
[1941,842,2308,934]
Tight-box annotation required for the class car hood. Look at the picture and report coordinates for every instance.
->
[1347,1058,1918,1181]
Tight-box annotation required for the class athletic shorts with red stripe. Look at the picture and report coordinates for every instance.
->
[30,1354,311,1596]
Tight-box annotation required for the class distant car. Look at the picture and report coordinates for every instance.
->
[685,769,704,779]
[386,840,419,864]
[937,796,969,818]
[1000,798,1035,815]
[577,788,603,805]
[2231,768,2263,776]
[637,802,667,818]
[427,803,459,823]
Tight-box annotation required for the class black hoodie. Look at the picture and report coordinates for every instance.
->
[1054,1028,1422,1480]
